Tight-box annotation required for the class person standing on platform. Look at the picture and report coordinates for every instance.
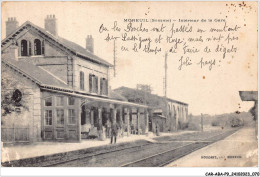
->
[156,121,160,136]
[111,123,119,144]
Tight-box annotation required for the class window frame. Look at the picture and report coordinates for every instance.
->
[56,96,65,106]
[34,39,42,55]
[68,97,75,106]
[80,71,85,90]
[21,40,28,56]
[41,40,45,55]
[44,97,53,107]
[68,109,76,125]
[89,74,93,92]
[44,109,53,126]
[56,109,65,126]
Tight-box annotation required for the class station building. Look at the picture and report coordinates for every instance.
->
[113,87,189,133]
[1,15,149,144]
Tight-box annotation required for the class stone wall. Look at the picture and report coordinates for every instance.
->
[1,64,41,143]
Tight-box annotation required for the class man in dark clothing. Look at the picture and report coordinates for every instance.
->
[111,123,119,144]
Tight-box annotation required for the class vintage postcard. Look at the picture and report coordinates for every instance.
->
[0,1,258,173]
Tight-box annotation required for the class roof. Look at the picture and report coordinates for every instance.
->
[110,91,128,101]
[1,21,112,67]
[2,59,147,108]
[114,86,188,106]
[2,58,71,90]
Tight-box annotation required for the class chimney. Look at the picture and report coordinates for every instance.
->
[6,17,18,37]
[86,35,94,53]
[44,15,57,35]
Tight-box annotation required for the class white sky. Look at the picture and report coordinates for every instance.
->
[1,1,258,115]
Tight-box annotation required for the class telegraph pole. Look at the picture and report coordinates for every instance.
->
[201,113,204,132]
[164,52,168,131]
[164,52,168,98]
[113,39,116,77]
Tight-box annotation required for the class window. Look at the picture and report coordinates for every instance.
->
[105,79,108,95]
[89,74,93,92]
[100,78,108,95]
[80,71,84,90]
[56,96,64,106]
[45,97,52,106]
[92,75,97,93]
[68,97,75,105]
[68,109,76,124]
[34,39,41,55]
[89,74,98,93]
[56,109,64,125]
[100,78,103,95]
[41,40,45,55]
[21,40,28,56]
[95,76,98,93]
[45,110,52,125]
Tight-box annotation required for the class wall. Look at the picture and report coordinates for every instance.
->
[3,28,110,93]
[1,64,41,143]
[74,57,109,95]
[167,101,189,131]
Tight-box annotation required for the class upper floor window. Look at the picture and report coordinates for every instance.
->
[100,78,108,95]
[80,71,85,90]
[34,39,42,55]
[21,40,28,56]
[20,39,44,57]
[89,74,98,93]
[42,40,45,55]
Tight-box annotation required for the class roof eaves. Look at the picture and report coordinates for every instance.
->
[41,87,148,108]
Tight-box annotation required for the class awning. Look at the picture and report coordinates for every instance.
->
[41,87,148,108]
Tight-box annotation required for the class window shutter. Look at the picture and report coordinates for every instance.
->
[104,78,108,95]
[89,74,92,92]
[95,76,98,93]
[82,72,84,90]
[100,78,103,95]
[80,72,84,90]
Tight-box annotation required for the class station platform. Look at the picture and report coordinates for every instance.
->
[166,126,258,167]
[1,131,195,163]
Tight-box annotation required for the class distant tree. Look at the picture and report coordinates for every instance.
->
[249,102,257,121]
[1,68,29,117]
[136,84,152,94]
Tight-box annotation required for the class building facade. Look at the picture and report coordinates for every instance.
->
[113,87,189,133]
[1,15,149,144]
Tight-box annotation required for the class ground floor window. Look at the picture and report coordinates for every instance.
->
[45,110,52,125]
[68,109,76,124]
[56,109,64,125]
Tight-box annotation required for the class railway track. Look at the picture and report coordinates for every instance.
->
[121,129,238,167]
[2,128,238,167]
[43,141,153,167]
[47,129,238,167]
